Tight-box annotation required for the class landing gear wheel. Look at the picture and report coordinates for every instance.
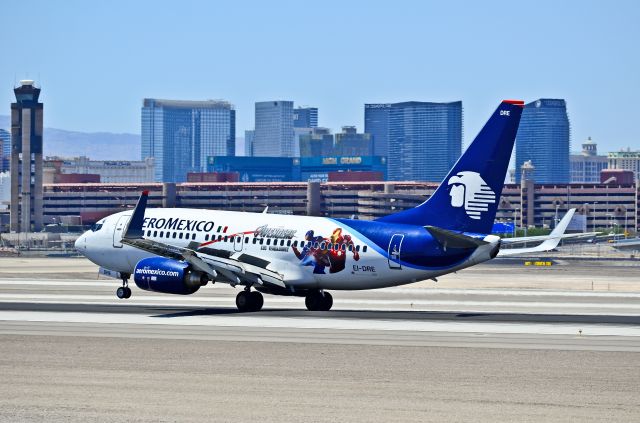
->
[250,291,264,311]
[305,291,333,311]
[320,292,333,311]
[116,286,126,299]
[117,275,131,299]
[236,290,264,312]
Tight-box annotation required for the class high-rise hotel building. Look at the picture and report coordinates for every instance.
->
[386,101,462,182]
[515,99,570,184]
[141,99,235,182]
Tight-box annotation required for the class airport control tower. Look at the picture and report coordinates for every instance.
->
[10,80,43,232]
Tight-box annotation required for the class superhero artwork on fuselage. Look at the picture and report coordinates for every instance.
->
[291,228,360,274]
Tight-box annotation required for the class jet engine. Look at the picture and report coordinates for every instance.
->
[133,257,207,295]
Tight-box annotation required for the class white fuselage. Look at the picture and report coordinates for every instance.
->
[76,208,499,291]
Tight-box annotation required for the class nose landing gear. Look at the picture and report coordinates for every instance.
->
[116,273,132,299]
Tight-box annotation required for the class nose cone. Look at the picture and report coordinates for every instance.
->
[75,233,87,254]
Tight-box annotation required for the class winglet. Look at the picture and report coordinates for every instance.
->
[123,191,149,239]
[537,208,576,250]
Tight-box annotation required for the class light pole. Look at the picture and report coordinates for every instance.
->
[513,208,519,237]
[625,208,629,238]
[592,201,598,233]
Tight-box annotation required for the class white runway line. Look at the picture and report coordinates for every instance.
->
[0,293,639,313]
[0,311,639,337]
[3,279,640,298]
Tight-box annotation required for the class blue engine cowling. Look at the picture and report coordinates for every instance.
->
[133,257,206,295]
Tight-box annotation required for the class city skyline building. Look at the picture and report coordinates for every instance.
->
[387,101,463,182]
[364,103,391,157]
[44,156,155,183]
[608,148,640,180]
[253,100,295,157]
[10,80,44,232]
[293,107,318,128]
[334,126,372,156]
[141,98,235,183]
[569,137,608,183]
[515,98,571,184]
[0,128,10,172]
[244,130,254,157]
[299,127,334,157]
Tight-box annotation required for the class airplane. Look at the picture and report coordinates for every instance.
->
[75,99,574,312]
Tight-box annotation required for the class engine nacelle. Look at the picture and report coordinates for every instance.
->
[133,257,206,295]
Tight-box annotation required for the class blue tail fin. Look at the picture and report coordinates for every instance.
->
[377,100,523,233]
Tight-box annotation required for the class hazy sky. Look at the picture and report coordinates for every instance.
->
[2,0,639,153]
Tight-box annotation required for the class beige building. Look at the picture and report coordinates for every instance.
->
[608,149,640,180]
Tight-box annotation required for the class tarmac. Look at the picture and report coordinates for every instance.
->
[0,257,638,422]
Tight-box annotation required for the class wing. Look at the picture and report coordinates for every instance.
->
[121,191,287,290]
[498,209,582,256]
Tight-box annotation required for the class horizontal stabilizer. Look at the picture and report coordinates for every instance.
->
[425,226,488,250]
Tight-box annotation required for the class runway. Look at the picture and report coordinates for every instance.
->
[0,260,639,421]
[1,277,639,351]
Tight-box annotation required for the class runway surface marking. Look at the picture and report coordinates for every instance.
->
[4,279,640,298]
[1,310,639,337]
[1,295,639,316]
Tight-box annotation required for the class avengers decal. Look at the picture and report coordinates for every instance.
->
[292,228,359,274]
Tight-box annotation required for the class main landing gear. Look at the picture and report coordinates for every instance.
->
[305,290,333,311]
[236,288,264,312]
[116,273,132,299]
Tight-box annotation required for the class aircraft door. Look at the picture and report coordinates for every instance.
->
[233,234,244,252]
[388,234,404,269]
[112,215,130,248]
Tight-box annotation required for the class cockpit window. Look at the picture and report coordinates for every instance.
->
[90,223,103,232]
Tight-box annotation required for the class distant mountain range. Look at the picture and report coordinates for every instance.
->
[0,115,140,160]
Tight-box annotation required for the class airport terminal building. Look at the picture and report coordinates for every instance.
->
[32,179,639,235]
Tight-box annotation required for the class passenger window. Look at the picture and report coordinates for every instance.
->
[252,238,257,244]
[348,245,353,252]
[146,230,151,237]
[237,236,241,243]
[224,236,228,242]
[313,242,319,249]
[320,242,326,249]
[179,233,183,239]
[192,233,196,240]
[172,232,177,239]
[159,231,164,237]
[166,232,170,238]
[280,239,285,246]
[245,237,249,243]
[267,239,271,246]
[218,235,222,241]
[341,244,346,251]
[356,245,361,252]
[363,246,368,253]
[292,240,298,248]
[287,240,291,247]
[153,231,157,237]
[259,238,264,245]
[205,234,210,241]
